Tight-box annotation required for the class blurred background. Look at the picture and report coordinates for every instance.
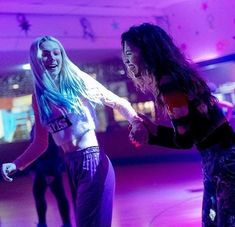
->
[0,1,235,226]
[0,0,235,161]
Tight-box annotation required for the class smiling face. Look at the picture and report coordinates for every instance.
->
[40,40,62,78]
[122,41,143,78]
[122,41,156,93]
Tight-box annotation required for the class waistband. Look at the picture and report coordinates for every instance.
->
[63,146,100,159]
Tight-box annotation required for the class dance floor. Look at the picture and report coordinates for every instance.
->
[0,157,203,227]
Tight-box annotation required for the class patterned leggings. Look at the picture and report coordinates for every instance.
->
[64,146,115,227]
[201,144,235,227]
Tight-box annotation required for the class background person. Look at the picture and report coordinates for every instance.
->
[30,127,71,227]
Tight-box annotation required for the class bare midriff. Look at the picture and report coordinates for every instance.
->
[60,130,98,153]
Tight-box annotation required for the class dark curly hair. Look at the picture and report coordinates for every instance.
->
[121,23,215,111]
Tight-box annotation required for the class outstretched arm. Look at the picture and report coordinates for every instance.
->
[1,95,49,182]
[78,69,141,123]
[130,76,194,149]
[77,69,149,144]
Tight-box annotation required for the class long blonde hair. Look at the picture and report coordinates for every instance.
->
[30,36,101,125]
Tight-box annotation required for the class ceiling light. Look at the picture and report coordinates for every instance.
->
[22,63,31,70]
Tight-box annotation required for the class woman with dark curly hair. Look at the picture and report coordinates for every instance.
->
[121,23,235,226]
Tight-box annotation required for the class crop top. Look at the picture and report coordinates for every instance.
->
[14,70,140,170]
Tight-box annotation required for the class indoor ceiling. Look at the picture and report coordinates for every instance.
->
[0,0,188,16]
[0,0,192,73]
[0,0,234,73]
[0,0,234,99]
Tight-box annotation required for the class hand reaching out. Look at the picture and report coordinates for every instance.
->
[137,113,158,135]
[129,117,149,147]
[1,163,17,182]
[129,113,158,147]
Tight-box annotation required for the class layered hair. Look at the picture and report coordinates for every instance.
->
[30,36,100,125]
[121,23,215,110]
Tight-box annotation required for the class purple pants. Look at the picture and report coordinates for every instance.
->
[64,146,115,227]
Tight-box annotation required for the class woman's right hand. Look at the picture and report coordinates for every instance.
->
[1,163,16,182]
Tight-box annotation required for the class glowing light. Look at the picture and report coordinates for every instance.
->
[118,69,125,75]
[12,84,19,89]
[202,64,218,70]
[193,53,219,62]
[22,63,31,70]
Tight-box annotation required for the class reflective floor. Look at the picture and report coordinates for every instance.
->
[0,160,203,227]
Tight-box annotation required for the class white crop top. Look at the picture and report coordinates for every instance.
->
[14,69,141,170]
[47,104,96,146]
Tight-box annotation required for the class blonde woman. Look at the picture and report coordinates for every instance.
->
[1,36,147,227]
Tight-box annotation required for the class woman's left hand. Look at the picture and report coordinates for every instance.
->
[129,120,149,147]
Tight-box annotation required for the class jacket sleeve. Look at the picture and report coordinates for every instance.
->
[13,94,49,171]
[148,125,193,149]
[156,76,194,149]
